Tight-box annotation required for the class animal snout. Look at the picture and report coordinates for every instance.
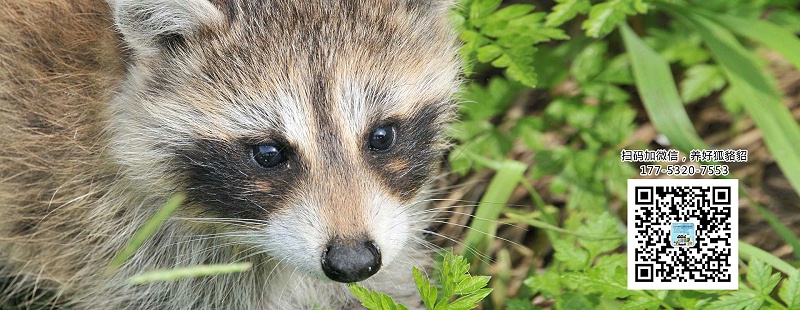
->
[321,237,381,283]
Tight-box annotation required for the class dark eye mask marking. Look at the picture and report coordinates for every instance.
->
[175,138,306,220]
[364,103,448,200]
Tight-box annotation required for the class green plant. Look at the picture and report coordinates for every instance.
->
[439,0,800,309]
[348,252,492,310]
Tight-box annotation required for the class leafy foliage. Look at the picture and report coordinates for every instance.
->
[441,0,800,309]
[349,253,492,310]
[454,0,568,86]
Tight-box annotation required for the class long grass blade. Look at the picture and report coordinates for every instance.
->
[461,158,527,263]
[128,262,253,285]
[668,6,800,200]
[107,193,186,274]
[739,242,798,277]
[694,9,800,72]
[619,23,707,152]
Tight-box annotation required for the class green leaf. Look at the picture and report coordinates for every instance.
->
[488,44,538,87]
[780,274,800,310]
[476,44,503,62]
[447,288,493,310]
[552,238,590,270]
[348,284,409,310]
[413,267,438,310]
[739,242,799,278]
[506,298,536,310]
[645,27,710,66]
[746,259,781,296]
[557,293,596,310]
[488,4,535,22]
[680,64,727,103]
[704,291,764,310]
[577,212,624,258]
[546,0,591,27]
[619,23,708,152]
[454,275,491,295]
[469,0,503,27]
[675,6,800,199]
[621,295,661,310]
[582,1,632,38]
[524,268,563,298]
[571,42,608,83]
[696,9,800,73]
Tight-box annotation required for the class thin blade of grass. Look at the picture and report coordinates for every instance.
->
[694,9,800,72]
[739,242,798,277]
[747,192,800,259]
[107,193,186,274]
[128,262,253,285]
[461,158,527,264]
[619,23,707,152]
[673,8,800,200]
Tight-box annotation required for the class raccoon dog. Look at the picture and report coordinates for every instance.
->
[0,0,461,308]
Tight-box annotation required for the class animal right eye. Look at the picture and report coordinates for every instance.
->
[252,145,286,168]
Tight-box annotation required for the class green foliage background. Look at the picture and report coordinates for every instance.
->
[352,0,800,309]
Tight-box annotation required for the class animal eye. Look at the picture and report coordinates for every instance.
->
[252,145,286,168]
[368,125,396,151]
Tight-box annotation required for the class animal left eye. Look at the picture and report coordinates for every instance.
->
[252,144,286,168]
[368,125,396,151]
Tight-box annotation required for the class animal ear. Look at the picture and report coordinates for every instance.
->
[109,0,224,56]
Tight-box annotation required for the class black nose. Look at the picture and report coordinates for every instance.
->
[321,238,381,283]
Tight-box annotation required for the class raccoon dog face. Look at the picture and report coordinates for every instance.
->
[108,0,460,283]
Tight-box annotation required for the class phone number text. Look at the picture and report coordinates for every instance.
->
[639,165,730,176]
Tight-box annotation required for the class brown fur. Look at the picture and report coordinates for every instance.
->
[1,0,460,308]
[0,0,126,301]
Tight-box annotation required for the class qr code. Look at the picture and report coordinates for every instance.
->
[627,179,738,290]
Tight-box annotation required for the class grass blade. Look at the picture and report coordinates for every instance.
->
[128,262,253,285]
[740,242,798,278]
[107,193,186,274]
[461,158,527,263]
[695,9,800,72]
[619,23,707,152]
[670,7,800,199]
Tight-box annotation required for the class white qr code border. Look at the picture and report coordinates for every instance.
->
[627,179,738,290]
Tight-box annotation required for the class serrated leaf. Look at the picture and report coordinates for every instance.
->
[470,0,502,27]
[488,4,535,22]
[506,298,536,310]
[621,295,660,310]
[552,238,589,270]
[582,1,632,38]
[476,45,503,62]
[454,275,491,294]
[704,291,763,310]
[447,288,493,310]
[577,212,624,258]
[557,293,595,310]
[546,0,591,27]
[413,267,438,310]
[524,268,562,298]
[680,64,726,103]
[488,45,538,87]
[746,259,781,295]
[348,284,409,310]
[780,275,800,310]
[564,258,630,299]
[571,42,607,83]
